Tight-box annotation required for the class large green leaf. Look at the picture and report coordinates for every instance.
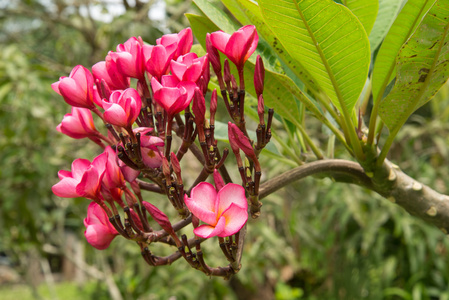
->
[258,0,370,115]
[372,0,435,103]
[187,13,334,133]
[220,0,326,98]
[343,0,379,35]
[368,0,405,52]
[379,0,449,132]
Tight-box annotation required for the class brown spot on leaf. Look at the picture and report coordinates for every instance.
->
[419,68,430,74]
[429,41,439,50]
[418,74,427,82]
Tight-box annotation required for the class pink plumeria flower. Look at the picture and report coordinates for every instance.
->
[57,107,99,139]
[209,25,259,70]
[52,65,96,109]
[156,27,193,61]
[102,88,142,128]
[170,53,209,83]
[103,146,125,189]
[184,182,248,238]
[143,44,174,81]
[52,152,108,200]
[84,202,118,250]
[109,37,145,80]
[119,160,141,182]
[151,76,196,116]
[134,127,165,168]
[92,59,130,91]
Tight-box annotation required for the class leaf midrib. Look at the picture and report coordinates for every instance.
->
[292,0,347,112]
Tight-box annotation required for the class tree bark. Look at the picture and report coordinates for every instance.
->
[259,159,449,233]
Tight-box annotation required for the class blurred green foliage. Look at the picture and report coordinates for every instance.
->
[1,0,449,299]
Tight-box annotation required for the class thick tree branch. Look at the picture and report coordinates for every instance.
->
[259,159,449,233]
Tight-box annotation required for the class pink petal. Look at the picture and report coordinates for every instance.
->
[52,178,80,198]
[218,203,248,237]
[51,81,62,95]
[57,170,72,180]
[103,103,128,127]
[161,75,180,87]
[216,183,247,217]
[193,216,226,238]
[210,31,230,54]
[170,61,187,81]
[190,182,217,212]
[84,225,116,250]
[141,148,163,168]
[59,78,91,108]
[150,77,163,93]
[76,166,100,199]
[71,159,91,180]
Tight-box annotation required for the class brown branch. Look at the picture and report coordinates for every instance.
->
[259,159,449,233]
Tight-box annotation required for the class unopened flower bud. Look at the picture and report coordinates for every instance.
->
[192,88,206,129]
[254,55,265,97]
[258,94,265,125]
[210,89,217,124]
[162,156,171,179]
[206,33,221,75]
[224,59,231,85]
[170,152,181,178]
[213,169,225,191]
[228,122,257,162]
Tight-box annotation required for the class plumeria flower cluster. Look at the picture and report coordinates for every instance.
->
[52,25,273,278]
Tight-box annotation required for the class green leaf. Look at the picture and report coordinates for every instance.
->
[221,0,326,101]
[343,0,379,35]
[187,13,332,132]
[379,0,449,132]
[258,0,371,115]
[372,0,436,103]
[368,0,405,52]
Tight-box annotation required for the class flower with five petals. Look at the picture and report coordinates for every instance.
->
[184,182,248,238]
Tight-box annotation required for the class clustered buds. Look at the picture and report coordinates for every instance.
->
[52,25,271,278]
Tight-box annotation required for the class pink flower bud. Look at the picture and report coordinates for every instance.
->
[210,89,218,124]
[84,202,118,250]
[192,88,206,128]
[228,122,256,161]
[102,88,142,128]
[206,33,221,75]
[162,156,171,178]
[170,152,181,176]
[213,169,225,191]
[142,201,174,235]
[52,65,96,109]
[57,107,99,139]
[184,182,248,238]
[254,55,265,97]
[209,25,259,70]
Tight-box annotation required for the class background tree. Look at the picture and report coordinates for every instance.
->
[2,0,449,299]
